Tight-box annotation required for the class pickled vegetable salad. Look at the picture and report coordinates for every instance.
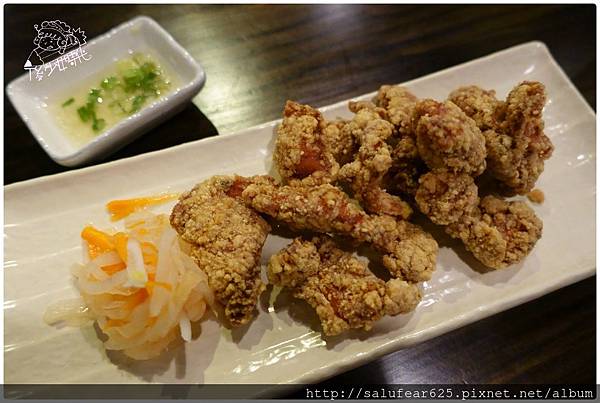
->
[44,198,214,360]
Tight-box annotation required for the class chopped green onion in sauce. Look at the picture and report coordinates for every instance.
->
[57,53,173,137]
[62,98,75,107]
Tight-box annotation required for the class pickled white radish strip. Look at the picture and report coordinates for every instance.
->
[179,314,191,342]
[77,270,128,295]
[149,228,177,316]
[125,238,147,288]
[43,298,92,326]
[85,262,110,281]
[91,251,122,267]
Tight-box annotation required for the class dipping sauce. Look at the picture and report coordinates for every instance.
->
[51,52,177,146]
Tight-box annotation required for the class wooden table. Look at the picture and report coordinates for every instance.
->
[4,4,595,385]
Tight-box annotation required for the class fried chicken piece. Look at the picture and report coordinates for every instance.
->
[323,119,356,165]
[268,235,322,289]
[449,82,554,194]
[357,186,412,219]
[446,195,543,269]
[384,278,422,316]
[274,101,339,186]
[241,182,438,282]
[448,86,502,130]
[374,85,419,136]
[170,175,271,326]
[243,182,364,234]
[268,236,421,335]
[270,236,385,335]
[485,81,554,194]
[338,101,413,218]
[357,215,438,282]
[415,170,479,225]
[413,99,487,176]
[370,86,424,197]
[385,135,426,197]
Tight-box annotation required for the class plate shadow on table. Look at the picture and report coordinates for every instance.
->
[107,103,220,162]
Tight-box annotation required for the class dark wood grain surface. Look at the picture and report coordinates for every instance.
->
[4,4,595,385]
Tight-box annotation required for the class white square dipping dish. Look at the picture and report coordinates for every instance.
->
[6,16,205,167]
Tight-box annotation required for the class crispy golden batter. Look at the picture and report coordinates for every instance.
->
[415,170,479,225]
[170,175,271,326]
[268,235,322,289]
[527,188,545,204]
[241,182,438,282]
[485,81,554,194]
[413,99,487,176]
[448,86,501,130]
[323,119,356,165]
[446,195,543,269]
[357,215,438,282]
[274,101,339,185]
[338,101,413,218]
[243,182,364,234]
[374,85,419,136]
[384,278,422,316]
[268,236,421,335]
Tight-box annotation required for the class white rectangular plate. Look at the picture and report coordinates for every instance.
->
[5,41,595,385]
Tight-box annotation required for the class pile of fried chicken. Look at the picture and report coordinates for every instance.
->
[170,81,553,336]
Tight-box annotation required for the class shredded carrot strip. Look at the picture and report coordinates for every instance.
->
[106,194,179,221]
[101,262,126,275]
[81,226,115,258]
[81,226,114,249]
